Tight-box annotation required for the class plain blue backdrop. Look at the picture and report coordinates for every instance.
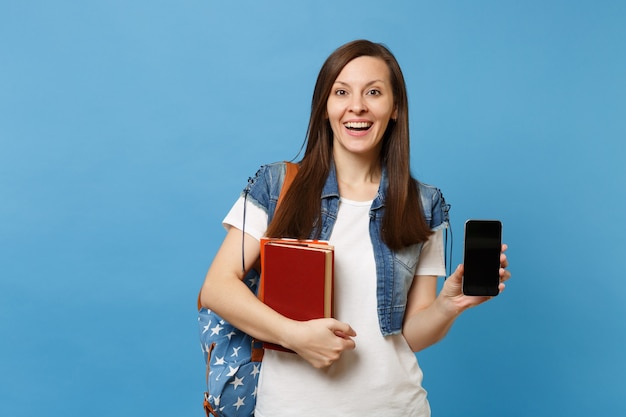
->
[1,1,625,416]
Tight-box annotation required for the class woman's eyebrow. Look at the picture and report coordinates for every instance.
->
[333,79,387,87]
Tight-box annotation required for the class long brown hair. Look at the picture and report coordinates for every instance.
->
[266,40,432,250]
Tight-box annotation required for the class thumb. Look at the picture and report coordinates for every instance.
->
[441,264,463,298]
[331,320,357,338]
[449,264,463,283]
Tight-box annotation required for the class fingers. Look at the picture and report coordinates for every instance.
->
[500,252,509,268]
[287,318,357,368]
[500,243,511,282]
[331,321,357,338]
[330,321,357,353]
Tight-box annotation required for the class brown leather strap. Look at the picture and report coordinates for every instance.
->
[204,342,219,417]
[277,161,298,209]
[251,339,265,362]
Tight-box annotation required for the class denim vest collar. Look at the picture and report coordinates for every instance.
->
[321,160,388,210]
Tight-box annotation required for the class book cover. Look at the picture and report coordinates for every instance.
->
[259,239,334,352]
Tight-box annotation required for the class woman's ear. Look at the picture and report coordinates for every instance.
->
[391,107,398,121]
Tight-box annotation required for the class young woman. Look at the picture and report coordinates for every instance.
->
[200,39,510,417]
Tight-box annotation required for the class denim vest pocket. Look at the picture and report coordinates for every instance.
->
[386,242,424,331]
[394,242,424,274]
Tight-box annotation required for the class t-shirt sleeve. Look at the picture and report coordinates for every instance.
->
[222,195,269,241]
[414,229,446,277]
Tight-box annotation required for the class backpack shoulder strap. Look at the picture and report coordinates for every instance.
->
[276,161,299,210]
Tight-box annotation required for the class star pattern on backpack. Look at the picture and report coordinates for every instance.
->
[199,305,262,417]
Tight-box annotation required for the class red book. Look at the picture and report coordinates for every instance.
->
[259,238,334,352]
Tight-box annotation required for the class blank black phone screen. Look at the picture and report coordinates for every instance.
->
[463,220,502,296]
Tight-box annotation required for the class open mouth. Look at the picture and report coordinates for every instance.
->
[344,121,372,132]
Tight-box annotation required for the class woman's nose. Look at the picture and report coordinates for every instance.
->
[349,96,367,113]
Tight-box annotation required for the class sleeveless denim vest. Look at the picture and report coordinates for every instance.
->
[243,161,450,336]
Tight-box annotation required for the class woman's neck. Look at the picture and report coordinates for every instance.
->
[333,151,382,201]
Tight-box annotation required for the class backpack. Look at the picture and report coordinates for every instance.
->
[198,162,299,417]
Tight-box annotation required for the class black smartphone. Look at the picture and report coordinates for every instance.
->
[462,220,502,296]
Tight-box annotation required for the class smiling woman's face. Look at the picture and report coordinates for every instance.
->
[326,56,397,160]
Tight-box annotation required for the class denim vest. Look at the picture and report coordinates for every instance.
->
[243,161,450,336]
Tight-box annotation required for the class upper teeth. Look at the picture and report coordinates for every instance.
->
[345,122,372,129]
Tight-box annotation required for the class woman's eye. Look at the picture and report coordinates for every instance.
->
[367,89,382,96]
[335,89,347,96]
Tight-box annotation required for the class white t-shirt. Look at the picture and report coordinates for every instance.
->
[223,196,446,417]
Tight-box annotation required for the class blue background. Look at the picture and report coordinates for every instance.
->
[1,1,625,416]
